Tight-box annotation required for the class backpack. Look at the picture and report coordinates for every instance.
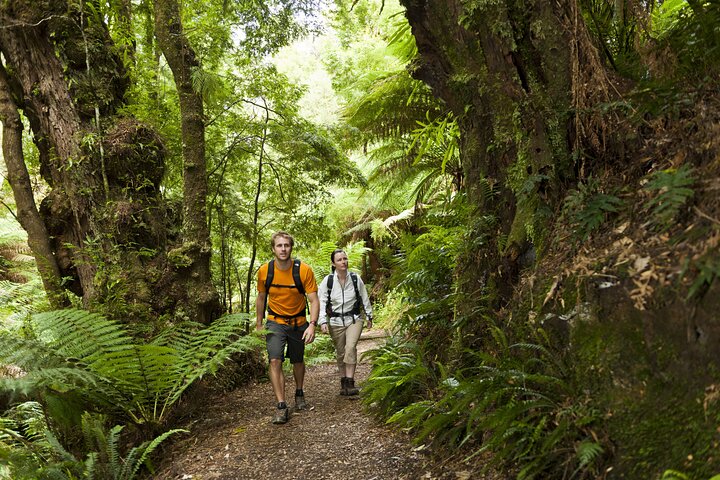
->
[325,272,363,323]
[264,258,306,323]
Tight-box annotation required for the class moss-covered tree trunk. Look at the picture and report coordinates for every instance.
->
[154,0,220,324]
[401,0,610,306]
[0,65,66,307]
[0,1,220,327]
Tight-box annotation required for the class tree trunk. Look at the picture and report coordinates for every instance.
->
[0,1,220,328]
[401,0,611,305]
[0,65,66,307]
[245,100,271,313]
[154,0,220,324]
[0,11,100,302]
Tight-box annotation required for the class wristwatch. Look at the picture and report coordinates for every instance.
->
[309,320,317,326]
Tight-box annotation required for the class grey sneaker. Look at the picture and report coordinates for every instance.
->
[272,406,289,424]
[295,394,307,410]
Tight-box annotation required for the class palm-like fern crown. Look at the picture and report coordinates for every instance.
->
[0,309,261,426]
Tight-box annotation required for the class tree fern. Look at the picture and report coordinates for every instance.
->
[1,309,262,427]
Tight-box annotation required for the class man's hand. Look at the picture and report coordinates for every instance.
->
[303,323,316,344]
[256,321,263,331]
[320,323,328,334]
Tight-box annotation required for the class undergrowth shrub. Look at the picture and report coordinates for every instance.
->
[370,327,606,479]
[677,239,720,302]
[371,289,411,331]
[393,225,463,346]
[303,333,336,366]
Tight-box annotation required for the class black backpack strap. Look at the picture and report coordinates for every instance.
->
[325,274,334,318]
[292,258,305,295]
[350,272,362,320]
[263,260,275,318]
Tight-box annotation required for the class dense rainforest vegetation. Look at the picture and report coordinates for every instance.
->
[1,0,719,478]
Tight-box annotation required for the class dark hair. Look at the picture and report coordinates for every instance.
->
[270,231,294,249]
[330,248,345,272]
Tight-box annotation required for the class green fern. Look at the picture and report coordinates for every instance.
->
[576,440,604,469]
[81,416,185,480]
[310,240,370,281]
[0,275,49,336]
[361,338,436,419]
[0,402,81,480]
[0,406,185,480]
[660,470,690,480]
[684,253,720,300]
[561,178,623,240]
[643,165,695,231]
[372,328,606,479]
[0,309,262,427]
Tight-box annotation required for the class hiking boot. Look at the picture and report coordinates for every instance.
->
[295,393,307,411]
[271,406,289,424]
[345,377,360,396]
[339,377,348,396]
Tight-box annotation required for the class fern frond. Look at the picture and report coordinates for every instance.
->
[644,165,695,230]
[3,309,265,426]
[576,439,604,468]
[0,278,49,333]
[121,428,187,480]
[32,309,135,363]
[107,425,123,477]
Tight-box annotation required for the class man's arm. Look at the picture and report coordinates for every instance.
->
[256,292,265,331]
[307,291,319,324]
[302,291,319,343]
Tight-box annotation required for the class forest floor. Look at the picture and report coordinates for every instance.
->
[154,330,493,480]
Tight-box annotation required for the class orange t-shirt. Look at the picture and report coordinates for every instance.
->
[257,260,318,325]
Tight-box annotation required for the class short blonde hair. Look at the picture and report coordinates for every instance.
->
[270,231,294,248]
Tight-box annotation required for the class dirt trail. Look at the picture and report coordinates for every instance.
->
[154,332,448,480]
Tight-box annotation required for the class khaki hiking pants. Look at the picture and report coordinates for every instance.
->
[329,320,363,368]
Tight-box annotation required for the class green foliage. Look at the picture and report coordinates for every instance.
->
[683,252,720,300]
[371,289,411,330]
[379,328,605,479]
[0,278,49,335]
[303,334,336,366]
[661,470,690,480]
[579,0,641,75]
[651,0,688,38]
[0,402,78,480]
[398,226,463,300]
[643,165,695,231]
[361,338,436,419]
[655,0,720,77]
[0,404,184,480]
[308,240,370,282]
[0,309,262,428]
[561,178,623,240]
[79,413,185,480]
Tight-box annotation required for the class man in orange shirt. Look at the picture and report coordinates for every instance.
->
[256,231,319,424]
